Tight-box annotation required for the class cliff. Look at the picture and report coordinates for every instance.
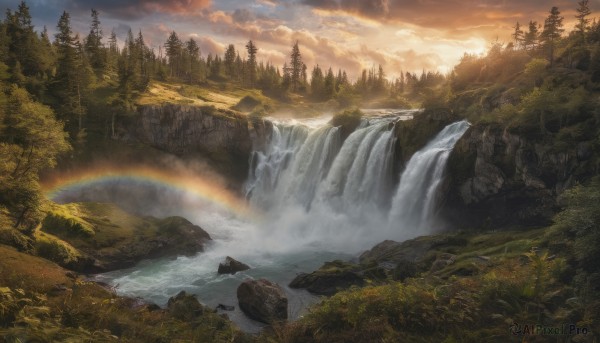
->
[442,122,598,228]
[128,104,272,181]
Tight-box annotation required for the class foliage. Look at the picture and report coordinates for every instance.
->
[42,209,96,238]
[0,86,70,231]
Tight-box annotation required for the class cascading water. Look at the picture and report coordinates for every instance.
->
[247,116,469,245]
[389,120,471,235]
[87,111,469,332]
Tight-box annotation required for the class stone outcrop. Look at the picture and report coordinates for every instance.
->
[289,260,365,296]
[167,291,206,321]
[442,122,596,228]
[218,256,250,275]
[237,278,288,324]
[129,104,272,181]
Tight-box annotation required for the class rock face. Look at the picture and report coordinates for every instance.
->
[289,260,365,295]
[442,122,596,228]
[130,104,272,181]
[167,291,206,321]
[237,279,288,324]
[218,256,250,275]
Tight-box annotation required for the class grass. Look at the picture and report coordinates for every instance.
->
[0,244,249,342]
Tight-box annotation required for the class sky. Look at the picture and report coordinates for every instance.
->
[3,0,599,79]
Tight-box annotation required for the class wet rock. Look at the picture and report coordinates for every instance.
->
[167,291,206,321]
[237,279,287,324]
[218,256,250,275]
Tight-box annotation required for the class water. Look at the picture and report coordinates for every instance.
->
[58,111,469,332]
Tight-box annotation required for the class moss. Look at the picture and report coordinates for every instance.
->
[34,232,82,266]
[42,207,96,238]
[331,108,363,139]
[233,95,261,112]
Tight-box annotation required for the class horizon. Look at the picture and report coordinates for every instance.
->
[1,0,595,79]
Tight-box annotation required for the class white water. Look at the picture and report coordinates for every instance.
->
[69,111,469,332]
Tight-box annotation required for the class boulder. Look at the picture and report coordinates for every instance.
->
[167,291,206,321]
[289,260,365,295]
[218,256,250,275]
[237,279,287,324]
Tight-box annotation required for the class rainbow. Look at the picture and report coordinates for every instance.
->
[42,166,251,217]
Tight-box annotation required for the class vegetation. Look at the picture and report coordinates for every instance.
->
[0,0,599,341]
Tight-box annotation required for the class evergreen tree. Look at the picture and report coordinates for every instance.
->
[186,38,200,83]
[53,11,83,134]
[224,44,236,78]
[512,22,524,49]
[575,0,592,43]
[310,65,324,100]
[5,1,43,77]
[541,6,564,66]
[324,67,335,100]
[165,31,182,77]
[524,21,539,51]
[290,41,302,92]
[84,9,106,75]
[245,40,258,87]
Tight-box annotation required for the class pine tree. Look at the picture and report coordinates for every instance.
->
[245,40,258,87]
[324,67,335,100]
[6,1,43,77]
[224,44,236,78]
[575,0,592,43]
[290,41,302,92]
[106,29,118,72]
[84,9,106,75]
[512,22,524,49]
[310,65,324,100]
[53,11,81,133]
[186,38,200,83]
[524,21,539,51]
[541,6,564,66]
[165,31,182,78]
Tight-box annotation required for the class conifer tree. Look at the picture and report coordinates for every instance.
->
[84,9,106,75]
[290,41,302,92]
[224,44,236,78]
[524,21,539,51]
[245,40,258,87]
[541,6,564,66]
[575,0,592,43]
[512,22,524,48]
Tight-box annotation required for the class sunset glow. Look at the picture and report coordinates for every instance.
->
[3,0,592,78]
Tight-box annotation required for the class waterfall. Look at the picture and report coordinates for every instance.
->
[389,120,471,234]
[246,115,469,248]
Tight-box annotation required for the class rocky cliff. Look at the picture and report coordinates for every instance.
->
[129,104,272,181]
[442,122,598,228]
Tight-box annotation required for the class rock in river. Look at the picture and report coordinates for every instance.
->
[218,256,250,275]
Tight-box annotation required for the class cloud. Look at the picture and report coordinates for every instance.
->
[64,0,212,20]
[303,0,583,33]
